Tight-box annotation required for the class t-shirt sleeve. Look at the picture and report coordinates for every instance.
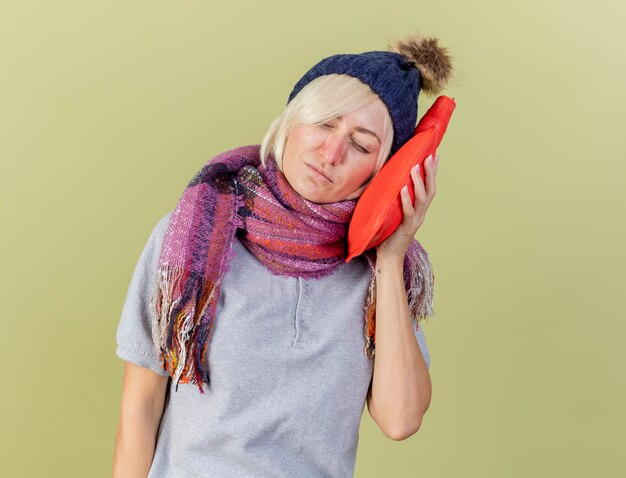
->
[412,317,431,369]
[115,212,173,376]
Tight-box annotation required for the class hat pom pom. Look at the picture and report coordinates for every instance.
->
[389,35,453,95]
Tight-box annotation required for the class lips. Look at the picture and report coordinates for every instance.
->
[306,163,333,183]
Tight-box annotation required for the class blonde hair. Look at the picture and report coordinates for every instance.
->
[260,74,394,177]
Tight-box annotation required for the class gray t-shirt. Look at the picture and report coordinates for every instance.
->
[116,212,430,477]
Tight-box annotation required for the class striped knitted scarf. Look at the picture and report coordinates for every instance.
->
[151,144,434,393]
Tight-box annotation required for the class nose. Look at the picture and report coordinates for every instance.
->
[319,131,347,166]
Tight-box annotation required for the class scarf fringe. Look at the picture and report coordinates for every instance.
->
[405,243,435,322]
[363,271,377,358]
[151,265,224,393]
[362,242,435,358]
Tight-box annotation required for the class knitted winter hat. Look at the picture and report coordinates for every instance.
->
[288,35,453,155]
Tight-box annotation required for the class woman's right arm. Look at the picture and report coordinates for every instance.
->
[112,362,169,478]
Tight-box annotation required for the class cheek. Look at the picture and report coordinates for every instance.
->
[283,130,304,162]
[291,126,328,151]
[283,128,324,168]
[281,135,301,173]
[352,159,377,183]
[337,163,375,199]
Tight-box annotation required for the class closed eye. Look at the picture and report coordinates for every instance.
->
[352,140,370,154]
[319,122,371,154]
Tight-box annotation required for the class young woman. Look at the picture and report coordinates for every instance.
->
[113,34,453,477]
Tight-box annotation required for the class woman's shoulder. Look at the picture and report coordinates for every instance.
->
[152,211,173,240]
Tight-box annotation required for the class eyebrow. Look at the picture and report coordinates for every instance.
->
[354,127,381,144]
[335,116,381,144]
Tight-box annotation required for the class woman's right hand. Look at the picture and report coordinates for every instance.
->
[112,362,169,477]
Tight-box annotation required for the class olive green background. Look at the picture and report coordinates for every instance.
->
[1,1,624,476]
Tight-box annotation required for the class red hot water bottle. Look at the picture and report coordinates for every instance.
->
[346,95,456,261]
